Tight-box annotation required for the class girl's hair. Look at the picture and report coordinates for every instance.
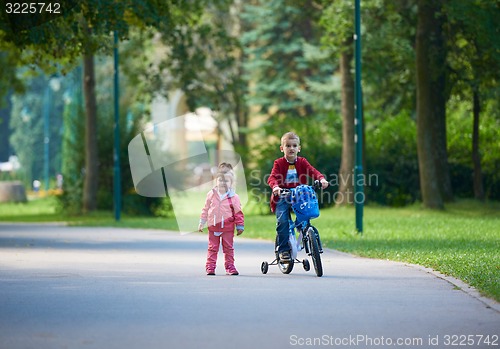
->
[281,132,300,145]
[215,162,236,186]
[216,170,234,187]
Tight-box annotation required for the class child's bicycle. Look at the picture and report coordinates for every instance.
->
[261,181,324,277]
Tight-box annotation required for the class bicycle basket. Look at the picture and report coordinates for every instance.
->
[291,185,319,222]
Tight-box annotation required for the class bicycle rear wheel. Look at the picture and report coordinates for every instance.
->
[307,227,323,277]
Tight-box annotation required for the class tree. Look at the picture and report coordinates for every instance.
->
[415,0,450,209]
[241,0,338,155]
[337,41,355,205]
[0,0,203,212]
[59,67,85,214]
[320,1,356,205]
[160,0,250,159]
[445,0,500,201]
[0,47,28,163]
[9,74,65,186]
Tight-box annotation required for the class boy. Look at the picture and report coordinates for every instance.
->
[267,132,328,262]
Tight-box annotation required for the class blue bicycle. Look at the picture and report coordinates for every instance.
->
[261,181,324,277]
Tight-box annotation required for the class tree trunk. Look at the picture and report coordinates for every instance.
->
[472,89,485,201]
[416,0,445,209]
[0,90,13,162]
[82,53,98,212]
[337,45,355,205]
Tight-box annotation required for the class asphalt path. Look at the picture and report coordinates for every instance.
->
[0,223,498,349]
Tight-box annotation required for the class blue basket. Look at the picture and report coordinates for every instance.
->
[291,185,319,222]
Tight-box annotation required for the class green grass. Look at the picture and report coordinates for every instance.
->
[242,200,500,301]
[1,196,499,301]
[0,196,180,230]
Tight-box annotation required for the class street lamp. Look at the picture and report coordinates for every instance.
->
[43,76,60,191]
[354,0,364,233]
[113,31,121,221]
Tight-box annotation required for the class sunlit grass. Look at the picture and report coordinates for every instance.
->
[234,200,500,301]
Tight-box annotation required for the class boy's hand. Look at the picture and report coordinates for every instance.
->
[320,178,329,189]
[272,186,281,196]
[198,223,204,232]
[237,229,244,236]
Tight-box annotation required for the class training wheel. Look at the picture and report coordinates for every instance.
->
[261,261,269,274]
[303,259,310,271]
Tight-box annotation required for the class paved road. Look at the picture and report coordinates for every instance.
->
[0,224,498,349]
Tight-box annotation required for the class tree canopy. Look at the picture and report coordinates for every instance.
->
[1,0,499,214]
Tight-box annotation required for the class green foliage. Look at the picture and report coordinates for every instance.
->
[9,73,65,188]
[57,67,85,214]
[151,197,175,218]
[3,0,500,213]
[321,0,417,118]
[0,51,25,105]
[365,111,419,206]
[241,0,341,209]
[0,0,202,65]
[158,0,249,156]
[447,95,500,200]
[318,0,499,205]
[242,0,336,118]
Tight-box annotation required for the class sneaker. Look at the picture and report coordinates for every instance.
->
[279,251,291,262]
[226,268,239,276]
[206,270,215,276]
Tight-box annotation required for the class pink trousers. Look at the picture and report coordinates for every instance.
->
[206,230,236,272]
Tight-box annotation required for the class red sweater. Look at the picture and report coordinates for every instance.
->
[267,156,325,212]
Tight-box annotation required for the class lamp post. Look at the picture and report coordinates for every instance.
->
[113,31,121,221]
[43,86,50,191]
[354,0,364,233]
[43,76,60,191]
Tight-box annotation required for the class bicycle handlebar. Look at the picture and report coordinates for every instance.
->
[278,180,321,197]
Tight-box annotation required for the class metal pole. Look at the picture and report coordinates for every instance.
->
[354,0,364,233]
[43,83,51,192]
[113,31,121,221]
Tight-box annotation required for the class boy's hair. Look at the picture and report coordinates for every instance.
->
[218,162,233,171]
[281,132,300,146]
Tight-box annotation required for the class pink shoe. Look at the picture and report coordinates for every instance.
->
[226,267,239,276]
[206,269,215,276]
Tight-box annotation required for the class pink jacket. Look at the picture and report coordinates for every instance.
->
[200,188,244,233]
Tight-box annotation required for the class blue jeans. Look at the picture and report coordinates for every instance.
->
[275,197,292,253]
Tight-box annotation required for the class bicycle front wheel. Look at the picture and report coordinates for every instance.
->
[307,227,323,277]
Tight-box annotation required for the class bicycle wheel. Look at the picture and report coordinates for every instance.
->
[307,227,323,277]
[275,235,294,274]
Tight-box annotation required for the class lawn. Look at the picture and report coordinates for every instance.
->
[1,196,499,301]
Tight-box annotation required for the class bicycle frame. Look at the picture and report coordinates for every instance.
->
[261,181,324,277]
[291,219,323,256]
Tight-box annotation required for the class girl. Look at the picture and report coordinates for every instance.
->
[198,170,244,275]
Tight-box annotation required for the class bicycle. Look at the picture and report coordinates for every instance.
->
[261,181,324,277]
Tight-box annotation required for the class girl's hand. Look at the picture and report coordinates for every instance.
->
[237,229,244,236]
[198,223,204,232]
